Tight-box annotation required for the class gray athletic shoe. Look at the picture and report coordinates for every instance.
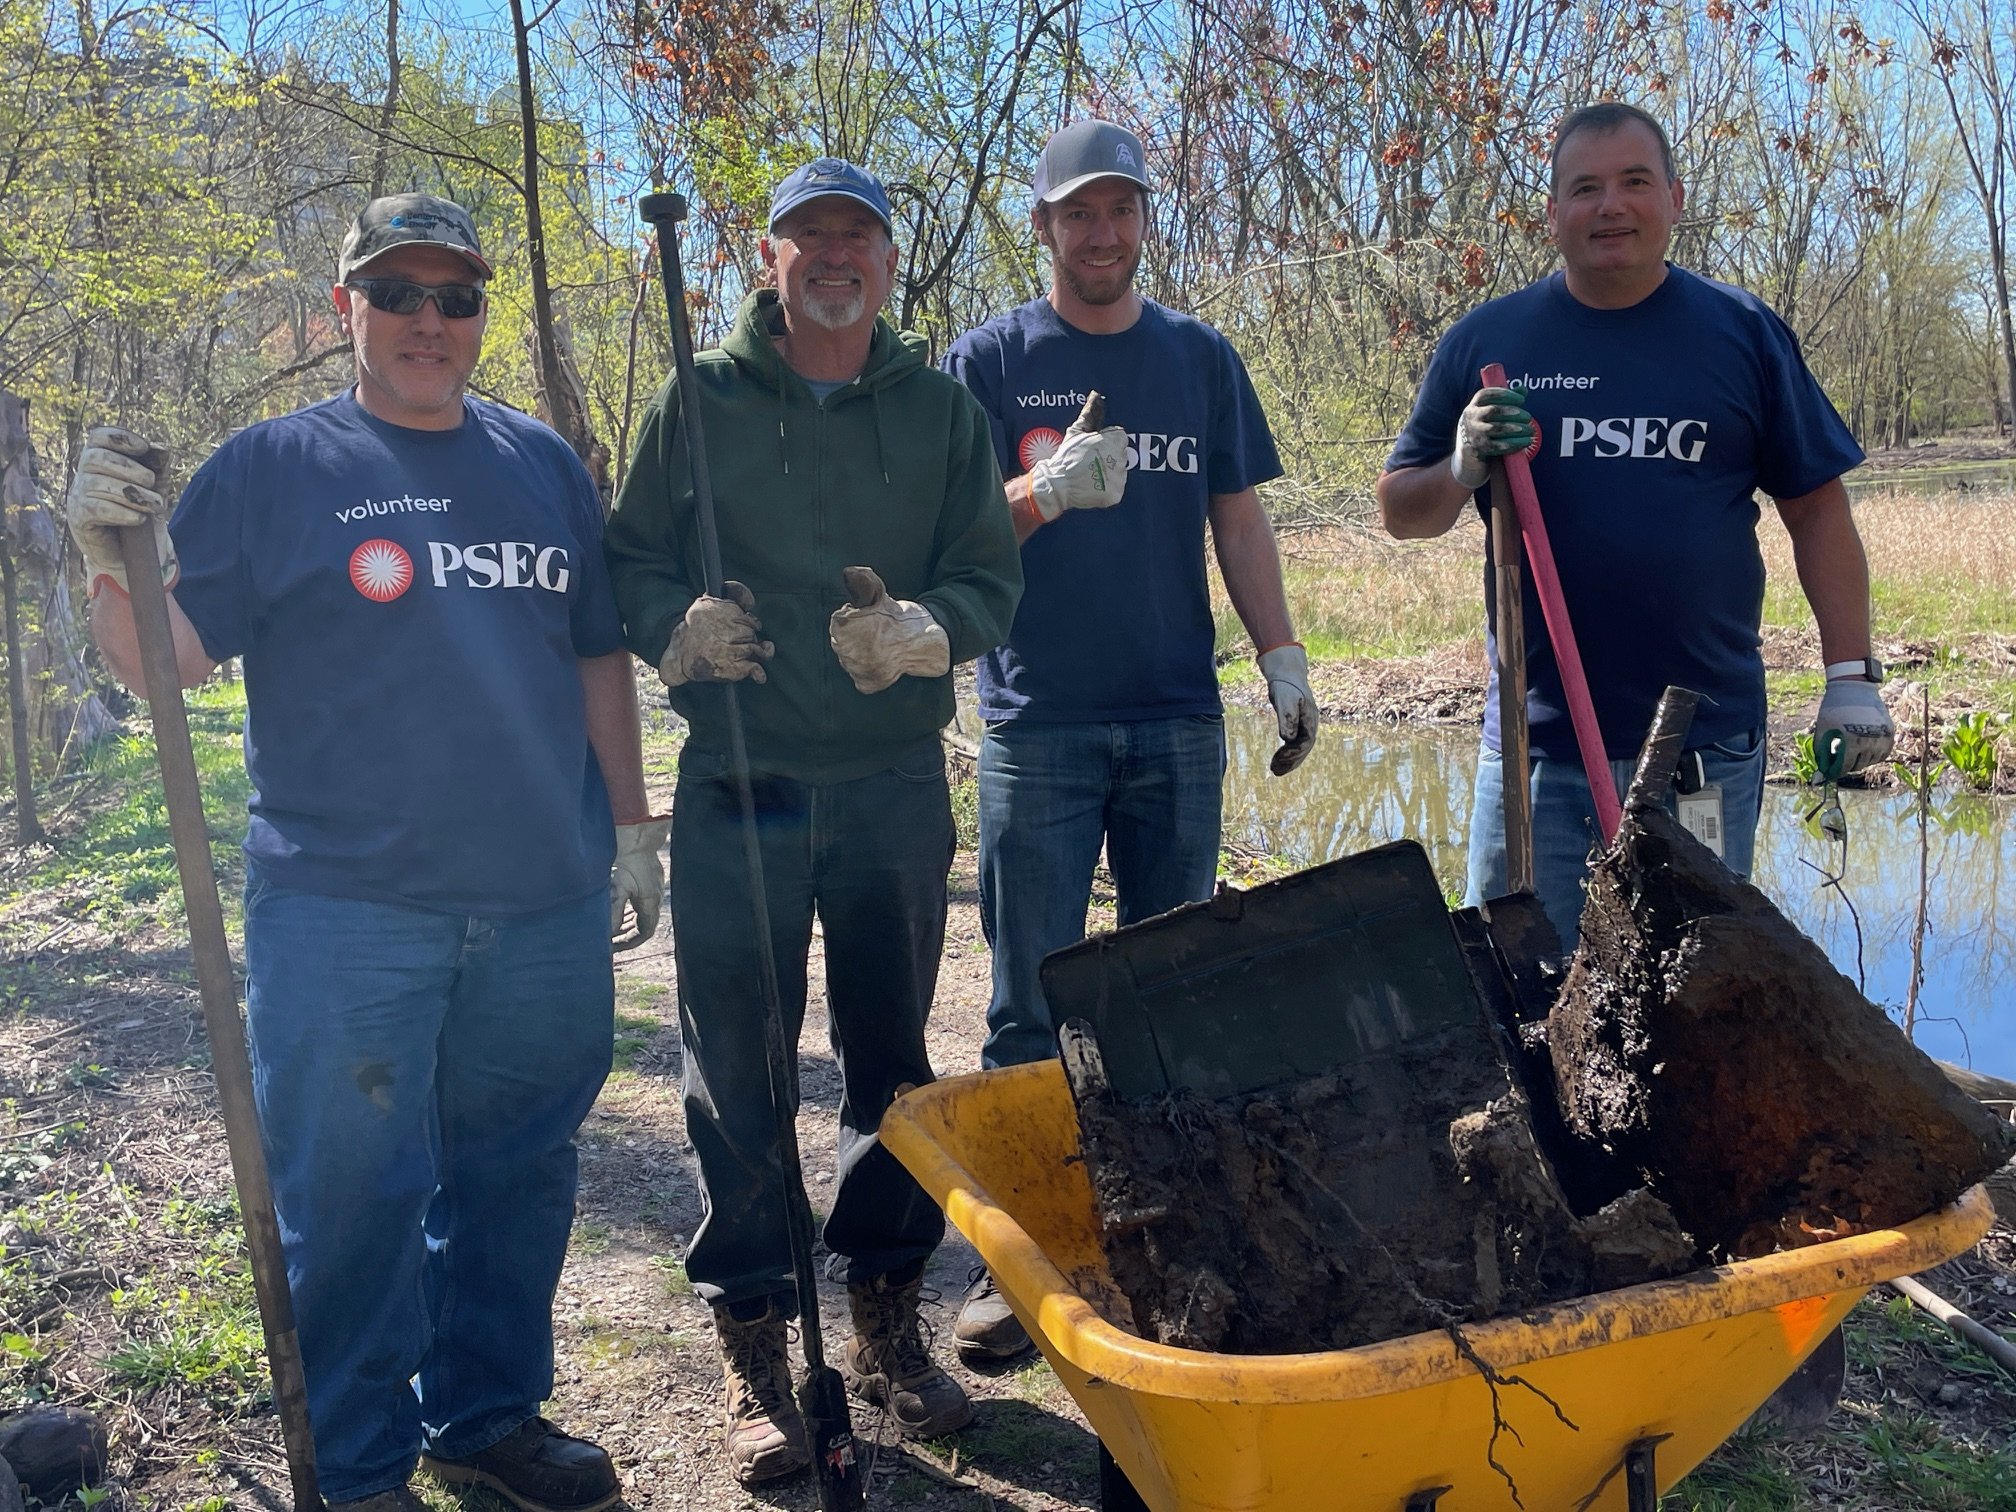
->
[953,1266,1032,1364]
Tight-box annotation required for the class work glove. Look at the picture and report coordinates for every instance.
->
[829,566,950,695]
[610,817,670,946]
[1814,677,1894,777]
[1256,642,1320,776]
[660,581,774,687]
[1028,426,1128,521]
[65,426,179,596]
[1451,387,1539,490]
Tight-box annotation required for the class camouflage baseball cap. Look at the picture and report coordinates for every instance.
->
[338,194,493,281]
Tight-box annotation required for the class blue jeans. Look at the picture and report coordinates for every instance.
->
[978,715,1227,1069]
[1465,727,1766,951]
[243,873,613,1503]
[669,739,953,1309]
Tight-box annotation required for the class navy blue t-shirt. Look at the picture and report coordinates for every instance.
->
[1388,266,1864,759]
[170,392,623,915]
[944,298,1282,721]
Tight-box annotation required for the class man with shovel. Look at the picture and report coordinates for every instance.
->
[604,159,1020,1486]
[64,194,657,1512]
[940,119,1316,1364]
[1378,102,1894,951]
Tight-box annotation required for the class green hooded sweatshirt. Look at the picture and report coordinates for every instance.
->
[606,289,1021,783]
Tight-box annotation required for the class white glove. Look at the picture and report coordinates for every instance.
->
[65,426,179,596]
[829,566,950,695]
[1815,677,1894,777]
[1450,388,1538,490]
[1256,643,1319,775]
[660,581,774,686]
[1028,426,1127,521]
[610,817,670,943]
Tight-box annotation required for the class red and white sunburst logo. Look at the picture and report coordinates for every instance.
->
[349,539,413,602]
[1017,427,1064,472]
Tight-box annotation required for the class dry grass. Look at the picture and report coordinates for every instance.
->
[1761,489,2016,642]
[1222,493,2016,711]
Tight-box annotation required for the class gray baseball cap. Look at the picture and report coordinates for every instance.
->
[1032,120,1151,204]
[338,194,493,282]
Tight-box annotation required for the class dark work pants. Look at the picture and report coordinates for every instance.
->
[669,737,952,1310]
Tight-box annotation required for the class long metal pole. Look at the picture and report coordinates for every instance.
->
[115,527,321,1511]
[639,191,865,1511]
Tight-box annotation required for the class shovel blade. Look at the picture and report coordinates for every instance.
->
[798,1365,866,1511]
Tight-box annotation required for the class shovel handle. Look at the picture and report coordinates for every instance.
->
[1481,363,1622,845]
[115,525,323,1510]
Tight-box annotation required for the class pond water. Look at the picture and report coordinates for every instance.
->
[1220,711,2016,1081]
[1845,460,2016,500]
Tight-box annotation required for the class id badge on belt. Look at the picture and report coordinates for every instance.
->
[1672,749,1724,859]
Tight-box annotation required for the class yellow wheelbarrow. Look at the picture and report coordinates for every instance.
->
[884,1061,1993,1512]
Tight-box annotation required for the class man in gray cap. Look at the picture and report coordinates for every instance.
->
[64,192,657,1512]
[941,121,1317,1362]
[606,158,1019,1486]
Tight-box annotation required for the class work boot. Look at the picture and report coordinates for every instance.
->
[841,1264,975,1438]
[954,1265,1033,1364]
[419,1417,619,1512]
[713,1299,811,1486]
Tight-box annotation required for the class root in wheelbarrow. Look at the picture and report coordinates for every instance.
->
[1549,800,2016,1260]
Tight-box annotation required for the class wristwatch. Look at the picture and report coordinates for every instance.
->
[1824,656,1885,683]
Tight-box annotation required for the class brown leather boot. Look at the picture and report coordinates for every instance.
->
[713,1301,811,1486]
[841,1266,974,1438]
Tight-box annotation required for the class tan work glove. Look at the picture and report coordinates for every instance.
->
[660,581,774,686]
[1257,643,1320,775]
[65,426,179,596]
[829,566,950,695]
[610,817,670,946]
[1028,425,1128,521]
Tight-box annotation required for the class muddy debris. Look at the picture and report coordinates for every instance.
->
[1047,782,2010,1357]
[1549,803,2016,1259]
[1045,843,1694,1356]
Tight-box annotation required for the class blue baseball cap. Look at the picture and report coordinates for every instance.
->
[768,158,893,235]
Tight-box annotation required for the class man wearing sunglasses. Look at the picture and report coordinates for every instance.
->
[64,193,652,1512]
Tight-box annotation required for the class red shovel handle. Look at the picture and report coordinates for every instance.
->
[1482,362,1622,844]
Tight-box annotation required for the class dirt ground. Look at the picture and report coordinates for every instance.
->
[3,700,2014,1512]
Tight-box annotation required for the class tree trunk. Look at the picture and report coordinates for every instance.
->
[367,0,402,200]
[509,0,588,462]
[0,392,119,765]
[0,525,42,844]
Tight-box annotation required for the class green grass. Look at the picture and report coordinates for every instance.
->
[104,1274,264,1401]
[0,683,251,935]
[609,1011,660,1072]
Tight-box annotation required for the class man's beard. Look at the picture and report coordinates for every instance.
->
[1053,243,1140,306]
[800,282,867,330]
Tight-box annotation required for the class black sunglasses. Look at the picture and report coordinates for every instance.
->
[346,278,487,319]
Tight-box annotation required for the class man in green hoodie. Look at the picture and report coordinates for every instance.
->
[605,159,1020,1487]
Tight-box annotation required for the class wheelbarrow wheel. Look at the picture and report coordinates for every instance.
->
[1099,1444,1150,1511]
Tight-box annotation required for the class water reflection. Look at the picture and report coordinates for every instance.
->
[1844,461,2016,500]
[1220,712,2015,1080]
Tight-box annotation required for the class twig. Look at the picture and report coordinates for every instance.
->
[1797,856,1866,993]
[1906,684,1933,1036]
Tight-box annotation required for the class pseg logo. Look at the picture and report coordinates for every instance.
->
[348,539,572,601]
